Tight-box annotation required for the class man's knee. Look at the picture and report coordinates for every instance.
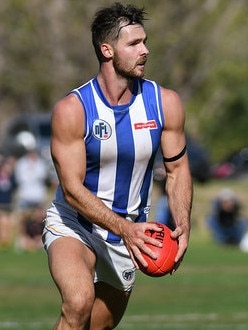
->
[61,292,94,328]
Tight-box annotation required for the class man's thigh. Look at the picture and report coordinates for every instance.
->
[48,236,96,302]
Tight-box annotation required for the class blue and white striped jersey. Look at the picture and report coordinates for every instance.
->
[54,77,164,243]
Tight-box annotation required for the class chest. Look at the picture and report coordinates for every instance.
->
[86,102,161,166]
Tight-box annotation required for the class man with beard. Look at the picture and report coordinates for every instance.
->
[42,3,192,329]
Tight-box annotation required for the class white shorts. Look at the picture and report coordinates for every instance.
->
[42,203,136,292]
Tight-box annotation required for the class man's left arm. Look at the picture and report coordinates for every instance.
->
[160,87,193,271]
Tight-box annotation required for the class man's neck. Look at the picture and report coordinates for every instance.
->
[97,70,135,106]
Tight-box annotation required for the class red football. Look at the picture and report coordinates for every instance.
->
[138,222,178,277]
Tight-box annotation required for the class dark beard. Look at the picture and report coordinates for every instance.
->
[113,56,145,80]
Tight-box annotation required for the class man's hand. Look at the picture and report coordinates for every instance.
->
[170,223,190,273]
[120,221,163,269]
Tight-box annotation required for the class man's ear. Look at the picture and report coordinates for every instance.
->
[101,43,113,59]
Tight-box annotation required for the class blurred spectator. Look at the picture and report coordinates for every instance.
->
[206,188,246,245]
[14,147,49,251]
[14,148,49,210]
[15,205,45,251]
[0,156,16,247]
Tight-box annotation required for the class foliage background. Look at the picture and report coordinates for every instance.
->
[0,0,247,161]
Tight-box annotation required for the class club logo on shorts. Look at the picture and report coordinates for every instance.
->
[93,119,112,140]
[144,206,151,214]
[122,268,136,282]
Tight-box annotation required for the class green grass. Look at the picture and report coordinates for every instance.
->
[0,179,248,329]
[0,249,60,329]
[119,239,248,330]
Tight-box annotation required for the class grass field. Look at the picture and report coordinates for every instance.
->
[0,179,248,329]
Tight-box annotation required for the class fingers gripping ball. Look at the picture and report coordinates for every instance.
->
[138,222,178,277]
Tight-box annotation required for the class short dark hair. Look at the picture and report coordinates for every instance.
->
[91,2,147,62]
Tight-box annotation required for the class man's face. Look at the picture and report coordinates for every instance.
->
[112,24,149,79]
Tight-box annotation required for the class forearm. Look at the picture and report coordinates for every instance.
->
[165,166,193,231]
[62,181,127,236]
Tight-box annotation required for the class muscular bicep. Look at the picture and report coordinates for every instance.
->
[160,88,187,172]
[161,89,188,174]
[51,94,86,193]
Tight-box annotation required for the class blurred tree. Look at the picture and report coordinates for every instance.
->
[0,0,247,162]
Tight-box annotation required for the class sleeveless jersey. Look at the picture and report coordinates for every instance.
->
[54,77,164,243]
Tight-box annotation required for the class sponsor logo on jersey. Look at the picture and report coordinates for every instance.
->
[134,120,157,130]
[122,268,136,282]
[93,119,112,140]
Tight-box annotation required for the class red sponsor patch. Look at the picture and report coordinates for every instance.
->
[134,120,157,130]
